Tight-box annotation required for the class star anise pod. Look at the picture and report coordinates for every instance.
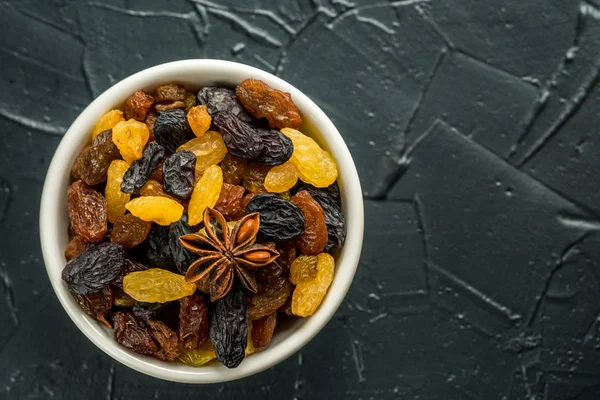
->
[179,208,280,302]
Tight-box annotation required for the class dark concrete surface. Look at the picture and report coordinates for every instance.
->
[1,0,600,399]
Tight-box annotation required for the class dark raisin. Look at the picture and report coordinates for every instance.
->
[255,129,293,166]
[62,242,125,295]
[121,142,165,194]
[179,294,209,350]
[154,109,194,153]
[220,153,247,185]
[212,112,263,159]
[70,285,114,328]
[163,151,196,199]
[124,91,155,121]
[155,84,186,102]
[249,261,293,320]
[197,87,252,122]
[147,319,180,361]
[71,130,121,186]
[133,302,166,321]
[143,224,174,269]
[245,193,305,240]
[68,180,108,243]
[113,258,148,289]
[251,312,277,348]
[169,216,197,274]
[113,311,159,356]
[209,286,249,368]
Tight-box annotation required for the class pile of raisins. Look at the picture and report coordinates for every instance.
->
[64,80,346,368]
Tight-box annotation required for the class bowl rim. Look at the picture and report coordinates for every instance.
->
[39,59,364,383]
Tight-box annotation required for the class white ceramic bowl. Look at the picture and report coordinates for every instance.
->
[39,60,364,383]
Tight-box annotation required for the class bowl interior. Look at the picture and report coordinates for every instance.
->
[40,60,364,383]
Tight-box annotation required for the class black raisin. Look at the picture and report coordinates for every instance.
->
[163,150,196,199]
[213,112,263,159]
[143,224,173,269]
[255,129,293,166]
[209,286,248,368]
[245,193,305,240]
[169,216,198,275]
[154,109,194,153]
[133,301,167,321]
[121,142,165,194]
[197,87,252,122]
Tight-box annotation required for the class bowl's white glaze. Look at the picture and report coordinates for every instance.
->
[39,60,364,383]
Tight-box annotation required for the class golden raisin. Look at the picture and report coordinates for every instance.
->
[187,105,212,137]
[289,255,318,284]
[123,268,196,303]
[188,164,223,226]
[112,119,150,164]
[105,160,131,223]
[125,196,184,226]
[178,342,216,367]
[264,161,298,193]
[91,109,124,139]
[177,131,228,177]
[291,253,335,317]
[139,179,176,200]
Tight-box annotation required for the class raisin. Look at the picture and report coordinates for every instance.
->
[155,101,186,113]
[177,131,228,176]
[179,294,209,350]
[105,160,131,223]
[196,275,211,295]
[291,253,335,317]
[251,312,277,348]
[65,235,88,261]
[212,112,263,159]
[187,105,212,137]
[62,242,125,295]
[143,224,173,269]
[255,129,294,166]
[276,240,297,272]
[178,342,216,366]
[279,296,293,315]
[145,110,157,139]
[154,109,194,153]
[296,182,346,251]
[240,192,254,212]
[264,161,298,193]
[245,194,305,241]
[72,130,121,186]
[214,183,245,220]
[289,255,318,284]
[126,196,184,226]
[279,191,291,200]
[121,142,165,193]
[163,151,196,199]
[291,190,328,255]
[149,161,164,183]
[124,91,155,121]
[140,179,176,199]
[184,91,198,111]
[248,278,293,320]
[188,165,223,226]
[236,79,302,129]
[197,87,253,122]
[281,128,338,188]
[114,288,136,308]
[71,285,114,328]
[209,286,249,368]
[169,216,198,275]
[113,258,148,289]
[242,163,271,193]
[123,268,196,303]
[220,154,247,185]
[114,311,159,356]
[147,319,180,361]
[112,119,150,164]
[92,110,124,139]
[68,180,108,242]
[110,213,152,250]
[133,301,166,321]
[155,84,186,102]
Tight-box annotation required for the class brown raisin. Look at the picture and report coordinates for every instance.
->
[220,154,248,185]
[251,312,277,348]
[65,235,88,261]
[147,319,180,361]
[70,285,113,328]
[110,213,152,250]
[179,295,209,350]
[184,91,197,111]
[68,180,108,242]
[149,161,164,183]
[114,311,159,356]
[249,262,293,320]
[214,183,245,220]
[236,79,302,129]
[291,190,328,255]
[71,130,121,186]
[124,91,155,121]
[155,101,186,113]
[243,163,271,193]
[145,110,157,141]
[155,84,186,102]
[276,240,297,272]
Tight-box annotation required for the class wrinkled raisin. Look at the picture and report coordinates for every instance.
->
[251,312,277,348]
[113,288,136,308]
[143,224,173,269]
[197,87,252,122]
[255,129,293,166]
[72,130,121,186]
[245,194,305,241]
[121,142,165,194]
[154,109,194,153]
[113,259,147,289]
[145,110,157,139]
[133,301,166,321]
[123,268,196,303]
[113,311,159,356]
[70,285,114,328]
[124,91,155,121]
[140,179,176,199]
[163,151,196,199]
[289,255,318,284]
[155,101,186,113]
[177,131,228,177]
[65,235,88,261]
[236,79,302,129]
[105,160,131,223]
[92,110,124,139]
[126,196,183,226]
[62,242,125,295]
[155,84,186,102]
[110,213,152,250]
[184,92,197,111]
[248,278,293,320]
[276,241,297,272]
[220,153,247,185]
[243,163,271,193]
[68,180,108,242]
[169,216,198,274]
[112,119,150,164]
[209,286,249,368]
[178,342,216,366]
[291,190,328,255]
[214,183,245,220]
[188,165,223,226]
[212,112,263,159]
[291,253,335,317]
[179,294,209,350]
[264,161,297,193]
[147,319,180,361]
[187,105,212,137]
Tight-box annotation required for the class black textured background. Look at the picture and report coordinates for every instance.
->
[1,0,600,399]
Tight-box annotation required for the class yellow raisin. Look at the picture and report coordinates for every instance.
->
[289,255,318,285]
[92,110,124,139]
[264,161,298,193]
[178,131,228,176]
[188,165,223,226]
[123,268,196,303]
[125,196,183,226]
[187,105,212,137]
[178,343,216,367]
[105,160,131,223]
[245,327,257,356]
[291,253,335,317]
[112,119,150,163]
[140,179,177,200]
[281,128,338,188]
